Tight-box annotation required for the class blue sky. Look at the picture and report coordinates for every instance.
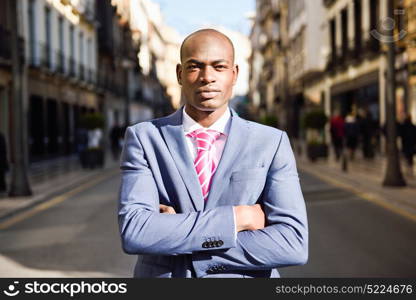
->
[151,0,255,37]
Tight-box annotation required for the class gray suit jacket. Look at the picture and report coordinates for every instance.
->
[118,106,308,277]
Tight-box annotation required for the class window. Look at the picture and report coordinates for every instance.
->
[87,37,92,81]
[28,0,36,65]
[58,16,64,72]
[45,6,51,68]
[329,18,336,63]
[79,32,84,79]
[354,0,362,55]
[341,8,348,61]
[69,25,75,76]
[369,0,380,51]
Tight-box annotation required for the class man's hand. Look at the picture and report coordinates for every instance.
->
[159,204,176,214]
[234,204,265,232]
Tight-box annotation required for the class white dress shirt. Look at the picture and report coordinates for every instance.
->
[182,105,231,162]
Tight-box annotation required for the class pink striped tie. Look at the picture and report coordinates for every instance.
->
[187,129,222,201]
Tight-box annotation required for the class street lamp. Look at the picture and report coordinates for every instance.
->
[382,0,406,187]
[9,0,32,196]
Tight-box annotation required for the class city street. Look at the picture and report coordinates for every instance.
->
[281,171,416,277]
[0,170,415,277]
[0,173,135,277]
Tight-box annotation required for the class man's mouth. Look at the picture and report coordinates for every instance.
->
[197,90,221,99]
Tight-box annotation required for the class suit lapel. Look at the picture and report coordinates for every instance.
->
[204,108,250,210]
[160,106,204,211]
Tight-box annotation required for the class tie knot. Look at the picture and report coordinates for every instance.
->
[188,129,221,151]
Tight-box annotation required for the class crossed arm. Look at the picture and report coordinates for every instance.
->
[119,127,308,276]
[160,203,266,232]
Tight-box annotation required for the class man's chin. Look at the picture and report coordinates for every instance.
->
[194,99,221,111]
[186,98,228,113]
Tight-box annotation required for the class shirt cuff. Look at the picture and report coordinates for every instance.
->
[232,206,237,242]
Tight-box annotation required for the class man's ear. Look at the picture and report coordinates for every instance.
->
[176,64,182,85]
[232,64,239,85]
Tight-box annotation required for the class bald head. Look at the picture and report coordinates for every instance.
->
[180,29,235,63]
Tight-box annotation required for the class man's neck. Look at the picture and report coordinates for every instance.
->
[184,104,228,128]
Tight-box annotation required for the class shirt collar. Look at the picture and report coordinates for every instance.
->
[182,105,231,136]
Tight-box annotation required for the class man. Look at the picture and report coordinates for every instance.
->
[0,131,8,193]
[330,110,345,161]
[398,114,416,176]
[109,123,122,161]
[118,29,308,278]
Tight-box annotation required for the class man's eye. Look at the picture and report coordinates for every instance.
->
[215,65,227,69]
[187,65,199,69]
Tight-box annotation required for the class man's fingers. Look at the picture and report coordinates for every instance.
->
[159,204,176,214]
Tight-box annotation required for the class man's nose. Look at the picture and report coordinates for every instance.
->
[199,66,216,84]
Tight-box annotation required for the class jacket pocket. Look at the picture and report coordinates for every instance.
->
[230,167,267,182]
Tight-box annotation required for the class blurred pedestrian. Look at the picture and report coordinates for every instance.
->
[0,131,9,193]
[398,114,416,176]
[344,112,359,160]
[87,127,103,169]
[76,125,89,168]
[358,109,376,159]
[330,111,345,161]
[118,124,128,149]
[109,123,122,161]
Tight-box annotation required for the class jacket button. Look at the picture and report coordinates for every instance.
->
[202,242,208,248]
[216,240,224,247]
[208,242,215,248]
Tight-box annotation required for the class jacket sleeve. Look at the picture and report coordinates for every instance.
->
[191,132,309,277]
[118,126,237,256]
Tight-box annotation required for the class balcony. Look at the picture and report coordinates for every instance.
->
[25,41,97,86]
[97,72,127,96]
[41,43,53,70]
[0,27,11,60]
[79,63,85,81]
[363,37,381,60]
[68,57,76,78]
[28,41,52,70]
[0,27,24,65]
[55,50,65,74]
[97,72,107,90]
[85,69,96,85]
[325,52,337,74]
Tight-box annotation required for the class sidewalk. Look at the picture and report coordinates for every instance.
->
[0,154,120,223]
[296,148,416,220]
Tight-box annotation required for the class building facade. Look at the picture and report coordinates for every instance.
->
[405,0,416,121]
[0,0,15,154]
[18,0,99,161]
[250,0,416,147]
[132,0,177,117]
[249,0,326,137]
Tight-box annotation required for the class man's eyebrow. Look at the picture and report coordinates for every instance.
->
[212,59,230,64]
[184,59,230,65]
[184,59,203,65]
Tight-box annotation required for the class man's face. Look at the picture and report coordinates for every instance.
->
[177,33,238,112]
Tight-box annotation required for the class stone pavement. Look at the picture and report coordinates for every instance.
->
[0,154,119,223]
[296,149,416,220]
